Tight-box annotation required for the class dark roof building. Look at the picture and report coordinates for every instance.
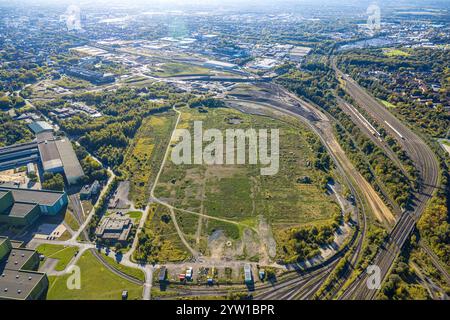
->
[0,187,68,226]
[0,237,49,300]
[0,142,39,172]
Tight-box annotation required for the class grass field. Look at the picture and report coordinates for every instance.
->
[153,62,212,77]
[36,244,78,272]
[379,99,397,109]
[101,254,145,282]
[154,107,340,261]
[55,76,91,89]
[122,114,177,209]
[46,250,142,300]
[141,204,191,263]
[383,48,411,57]
[64,210,80,231]
[127,211,143,221]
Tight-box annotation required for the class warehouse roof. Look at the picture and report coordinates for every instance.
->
[0,141,38,158]
[28,121,53,134]
[37,135,63,172]
[55,139,84,182]
[36,132,84,184]
[0,187,65,207]
[3,248,36,270]
[0,237,46,300]
[0,269,45,300]
[1,202,38,218]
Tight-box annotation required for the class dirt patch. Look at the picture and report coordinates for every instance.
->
[258,215,277,262]
[207,227,261,262]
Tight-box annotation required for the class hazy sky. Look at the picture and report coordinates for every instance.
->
[1,0,448,11]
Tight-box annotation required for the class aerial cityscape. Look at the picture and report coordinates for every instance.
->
[0,0,449,305]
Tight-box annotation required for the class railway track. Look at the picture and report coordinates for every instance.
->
[333,60,440,300]
[225,84,370,300]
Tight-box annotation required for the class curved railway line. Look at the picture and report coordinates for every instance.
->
[333,60,440,300]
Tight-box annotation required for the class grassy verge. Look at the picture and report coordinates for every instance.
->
[101,253,145,282]
[36,244,78,272]
[46,250,142,300]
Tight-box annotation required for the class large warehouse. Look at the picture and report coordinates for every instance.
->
[0,141,40,172]
[0,187,68,226]
[0,124,84,185]
[0,237,48,300]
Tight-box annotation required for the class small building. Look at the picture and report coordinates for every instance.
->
[80,180,100,200]
[28,121,53,134]
[158,266,167,282]
[0,236,49,300]
[259,270,266,280]
[26,163,35,175]
[244,264,253,284]
[186,267,193,281]
[95,215,133,245]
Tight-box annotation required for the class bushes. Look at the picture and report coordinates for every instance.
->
[42,173,65,191]
[278,210,342,263]
[0,113,33,147]
[417,196,450,265]
[88,178,118,240]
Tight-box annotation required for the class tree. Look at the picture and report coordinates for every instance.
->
[42,173,65,191]
[114,242,123,252]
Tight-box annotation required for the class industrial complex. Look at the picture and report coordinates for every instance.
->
[0,187,68,226]
[0,121,84,186]
[0,237,48,300]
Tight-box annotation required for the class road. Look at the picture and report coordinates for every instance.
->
[334,61,440,299]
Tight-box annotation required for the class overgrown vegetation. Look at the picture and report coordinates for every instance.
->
[0,112,33,147]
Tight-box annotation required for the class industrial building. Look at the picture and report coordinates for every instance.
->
[95,215,133,245]
[65,67,115,85]
[244,264,253,284]
[0,128,84,186]
[203,59,237,70]
[0,187,68,226]
[80,180,100,200]
[0,141,40,172]
[27,121,53,134]
[0,236,49,300]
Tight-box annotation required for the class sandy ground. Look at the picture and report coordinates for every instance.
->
[34,223,67,240]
